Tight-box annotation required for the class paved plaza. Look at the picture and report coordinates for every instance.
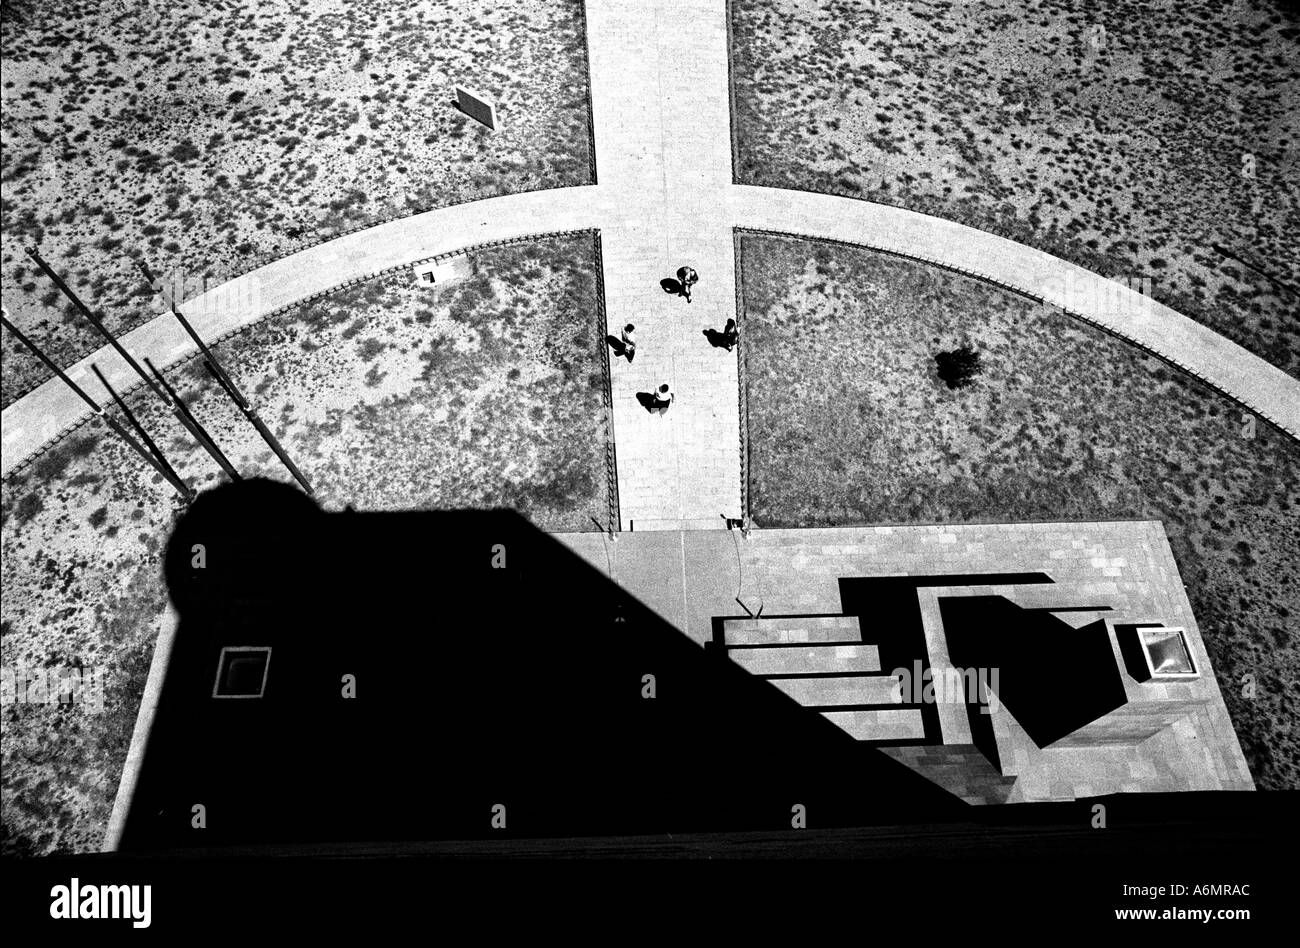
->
[558,519,1254,803]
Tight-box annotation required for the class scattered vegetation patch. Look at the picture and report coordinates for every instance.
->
[731,0,1300,376]
[1,0,594,404]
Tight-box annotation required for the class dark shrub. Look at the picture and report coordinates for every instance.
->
[935,344,983,389]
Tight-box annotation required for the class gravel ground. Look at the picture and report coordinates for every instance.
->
[732,0,1300,376]
[1,0,594,404]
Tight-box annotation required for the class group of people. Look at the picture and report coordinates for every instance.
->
[613,266,738,415]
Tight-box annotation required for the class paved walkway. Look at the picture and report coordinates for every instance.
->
[587,1,741,529]
[4,0,1298,517]
[0,188,605,476]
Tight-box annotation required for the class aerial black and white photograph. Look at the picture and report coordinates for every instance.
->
[1,0,1295,932]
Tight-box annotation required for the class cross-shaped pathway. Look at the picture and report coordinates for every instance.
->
[4,0,1298,529]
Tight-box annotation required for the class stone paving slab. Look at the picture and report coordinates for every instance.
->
[557,519,1253,796]
[822,709,927,742]
[588,0,741,529]
[768,675,905,706]
[728,643,882,675]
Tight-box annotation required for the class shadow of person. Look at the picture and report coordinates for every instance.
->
[660,278,685,297]
[606,334,627,356]
[703,328,732,349]
[635,391,662,413]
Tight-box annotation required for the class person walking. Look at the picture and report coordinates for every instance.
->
[653,382,674,414]
[676,266,698,303]
[620,323,636,363]
[721,317,738,351]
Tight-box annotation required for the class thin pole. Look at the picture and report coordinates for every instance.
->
[1,309,193,501]
[203,361,315,495]
[136,260,314,495]
[144,357,242,482]
[26,246,235,476]
[24,247,166,402]
[91,363,189,498]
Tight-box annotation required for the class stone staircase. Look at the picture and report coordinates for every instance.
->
[721,615,927,743]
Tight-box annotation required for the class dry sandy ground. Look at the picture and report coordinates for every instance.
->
[733,0,1299,376]
[1,0,593,404]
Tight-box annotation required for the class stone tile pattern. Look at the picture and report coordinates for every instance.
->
[729,643,881,675]
[721,615,913,741]
[879,745,1018,806]
[587,0,742,529]
[558,519,1254,803]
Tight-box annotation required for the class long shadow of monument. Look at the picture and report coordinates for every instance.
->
[940,596,1128,749]
[118,479,966,851]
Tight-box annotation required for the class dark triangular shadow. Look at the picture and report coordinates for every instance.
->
[120,479,966,851]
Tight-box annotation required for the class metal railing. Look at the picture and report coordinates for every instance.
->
[591,230,620,536]
[732,229,752,528]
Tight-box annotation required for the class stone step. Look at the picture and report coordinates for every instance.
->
[820,709,927,742]
[1005,585,1110,610]
[727,643,880,675]
[768,675,904,707]
[1045,609,1114,630]
[624,517,734,531]
[722,615,862,646]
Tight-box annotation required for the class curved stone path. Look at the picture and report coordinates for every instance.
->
[3,0,1297,532]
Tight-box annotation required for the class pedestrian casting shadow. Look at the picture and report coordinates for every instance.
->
[702,328,733,349]
[606,335,635,362]
[635,391,662,413]
[660,278,686,298]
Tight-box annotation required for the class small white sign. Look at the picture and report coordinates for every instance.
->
[413,257,471,287]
